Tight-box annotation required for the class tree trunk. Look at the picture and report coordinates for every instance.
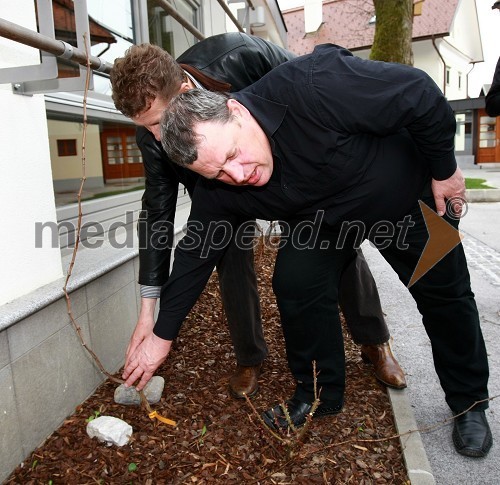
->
[370,0,414,65]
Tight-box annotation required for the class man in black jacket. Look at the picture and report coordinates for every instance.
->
[125,44,491,457]
[110,34,406,399]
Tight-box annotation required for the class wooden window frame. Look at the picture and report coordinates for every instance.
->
[57,139,77,157]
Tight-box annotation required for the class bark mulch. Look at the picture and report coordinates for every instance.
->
[6,238,409,484]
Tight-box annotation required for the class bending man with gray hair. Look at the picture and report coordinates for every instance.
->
[110,34,406,399]
[124,44,492,458]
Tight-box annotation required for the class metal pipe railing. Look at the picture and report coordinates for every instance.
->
[0,0,248,76]
[0,17,113,74]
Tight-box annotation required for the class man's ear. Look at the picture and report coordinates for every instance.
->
[179,81,192,93]
[227,99,249,119]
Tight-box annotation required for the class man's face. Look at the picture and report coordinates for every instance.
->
[191,101,274,186]
[132,96,169,141]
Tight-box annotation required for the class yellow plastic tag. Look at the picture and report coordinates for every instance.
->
[149,410,177,427]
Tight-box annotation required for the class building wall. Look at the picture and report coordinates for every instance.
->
[0,254,140,483]
[436,38,471,100]
[447,0,483,64]
[0,0,63,306]
[412,41,441,84]
[48,119,104,190]
[204,0,228,36]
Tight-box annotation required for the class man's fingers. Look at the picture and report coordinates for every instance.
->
[135,370,155,391]
[123,364,144,388]
[434,195,446,217]
[122,361,155,390]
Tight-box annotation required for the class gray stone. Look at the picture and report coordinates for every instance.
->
[114,376,165,405]
[86,416,132,446]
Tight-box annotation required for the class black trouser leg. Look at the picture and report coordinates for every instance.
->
[338,248,390,345]
[217,238,268,366]
[376,198,489,413]
[272,225,356,403]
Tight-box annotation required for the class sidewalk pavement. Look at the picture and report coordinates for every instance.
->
[364,164,500,484]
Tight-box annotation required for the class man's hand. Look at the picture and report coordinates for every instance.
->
[125,298,157,368]
[122,333,172,391]
[431,167,466,217]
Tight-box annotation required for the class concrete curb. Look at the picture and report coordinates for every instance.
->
[388,388,436,484]
[466,189,500,202]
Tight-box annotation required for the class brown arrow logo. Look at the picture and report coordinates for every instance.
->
[408,200,464,287]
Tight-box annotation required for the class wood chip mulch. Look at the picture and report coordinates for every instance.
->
[5,238,409,484]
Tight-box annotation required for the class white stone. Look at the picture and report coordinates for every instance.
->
[86,416,132,446]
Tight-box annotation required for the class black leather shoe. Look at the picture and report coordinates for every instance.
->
[262,397,343,431]
[452,410,492,458]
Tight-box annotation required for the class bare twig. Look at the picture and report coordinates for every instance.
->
[60,34,161,418]
[244,360,323,456]
[243,393,284,443]
[245,354,498,482]
[61,33,122,386]
[295,361,321,444]
[298,395,498,460]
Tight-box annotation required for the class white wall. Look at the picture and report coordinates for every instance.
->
[203,0,228,36]
[0,0,63,305]
[413,41,442,87]
[448,0,483,64]
[48,120,103,181]
[466,1,500,97]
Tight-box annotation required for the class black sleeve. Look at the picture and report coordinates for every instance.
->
[136,127,179,287]
[309,46,457,180]
[486,57,500,117]
[154,183,239,340]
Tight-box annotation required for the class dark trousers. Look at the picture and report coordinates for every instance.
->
[217,228,389,367]
[339,249,390,344]
[217,239,268,366]
[273,196,489,413]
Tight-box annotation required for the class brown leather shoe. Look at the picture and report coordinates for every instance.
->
[229,364,262,399]
[360,341,407,389]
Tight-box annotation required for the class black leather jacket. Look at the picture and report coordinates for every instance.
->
[137,32,296,287]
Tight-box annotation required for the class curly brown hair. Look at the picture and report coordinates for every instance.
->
[110,44,187,118]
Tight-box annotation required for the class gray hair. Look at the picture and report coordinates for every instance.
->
[160,89,233,167]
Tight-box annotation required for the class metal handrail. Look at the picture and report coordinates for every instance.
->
[0,17,113,74]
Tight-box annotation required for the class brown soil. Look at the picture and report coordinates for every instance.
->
[5,239,408,484]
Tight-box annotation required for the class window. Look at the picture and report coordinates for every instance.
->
[57,139,77,157]
[101,125,144,180]
[458,72,462,90]
[479,116,497,148]
[446,67,451,86]
[148,0,201,57]
[87,0,136,96]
